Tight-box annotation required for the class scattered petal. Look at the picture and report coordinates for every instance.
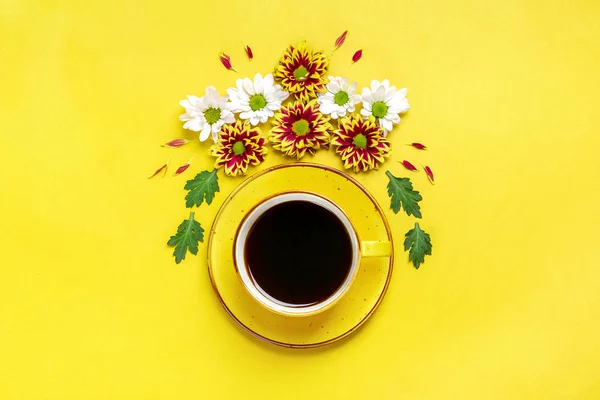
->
[334,30,348,51]
[408,142,427,150]
[148,157,171,179]
[219,52,237,72]
[399,160,418,171]
[352,49,363,63]
[244,45,253,61]
[424,165,435,184]
[174,158,193,176]
[162,138,189,148]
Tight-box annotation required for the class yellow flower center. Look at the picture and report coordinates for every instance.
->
[353,133,367,149]
[372,101,388,118]
[232,140,246,155]
[293,66,309,80]
[249,94,267,111]
[334,91,349,106]
[204,107,221,124]
[292,119,310,136]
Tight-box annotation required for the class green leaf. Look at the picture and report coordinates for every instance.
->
[385,171,422,218]
[403,222,432,269]
[167,212,204,264]
[184,169,220,208]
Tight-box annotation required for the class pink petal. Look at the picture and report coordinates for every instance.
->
[244,45,253,60]
[334,30,348,50]
[219,53,237,72]
[424,165,435,184]
[400,160,418,171]
[148,158,171,179]
[162,138,189,148]
[409,142,427,150]
[174,158,193,176]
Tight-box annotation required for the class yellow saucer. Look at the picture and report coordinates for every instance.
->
[207,163,394,348]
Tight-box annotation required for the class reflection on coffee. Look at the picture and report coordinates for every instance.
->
[244,200,353,306]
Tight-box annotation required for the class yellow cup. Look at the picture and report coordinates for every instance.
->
[234,191,392,317]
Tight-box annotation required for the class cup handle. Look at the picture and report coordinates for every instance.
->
[361,241,392,258]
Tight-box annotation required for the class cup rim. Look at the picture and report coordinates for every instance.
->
[233,190,361,317]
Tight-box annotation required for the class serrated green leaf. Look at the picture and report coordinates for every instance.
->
[385,171,422,218]
[167,212,204,264]
[184,169,220,208]
[403,222,432,269]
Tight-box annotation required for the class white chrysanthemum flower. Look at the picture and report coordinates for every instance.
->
[179,86,235,142]
[227,73,289,126]
[317,76,362,119]
[360,80,410,135]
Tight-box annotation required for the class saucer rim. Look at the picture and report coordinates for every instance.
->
[206,162,395,349]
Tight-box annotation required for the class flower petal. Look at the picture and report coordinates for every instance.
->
[254,73,264,94]
[148,158,171,179]
[205,86,219,97]
[370,80,381,92]
[244,45,253,60]
[266,102,281,111]
[183,119,202,132]
[242,78,254,95]
[328,78,341,93]
[400,160,418,171]
[162,138,189,148]
[409,142,427,150]
[424,165,435,184]
[334,30,348,50]
[219,52,237,71]
[263,73,274,87]
[221,110,236,123]
[200,125,211,142]
[174,158,193,176]
[381,118,393,133]
[319,101,336,115]
[373,85,386,102]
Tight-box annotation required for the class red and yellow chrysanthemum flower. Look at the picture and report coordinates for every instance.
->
[269,101,332,159]
[331,115,391,172]
[273,43,329,103]
[211,120,267,176]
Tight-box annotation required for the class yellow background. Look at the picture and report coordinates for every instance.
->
[1,0,600,398]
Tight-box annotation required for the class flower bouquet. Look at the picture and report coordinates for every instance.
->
[150,31,434,268]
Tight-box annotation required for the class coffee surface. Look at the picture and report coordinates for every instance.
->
[244,200,353,306]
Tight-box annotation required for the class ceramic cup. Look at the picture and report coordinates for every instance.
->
[234,191,392,317]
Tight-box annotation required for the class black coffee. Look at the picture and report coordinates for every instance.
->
[244,200,353,306]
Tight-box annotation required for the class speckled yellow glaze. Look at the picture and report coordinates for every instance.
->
[207,163,394,348]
